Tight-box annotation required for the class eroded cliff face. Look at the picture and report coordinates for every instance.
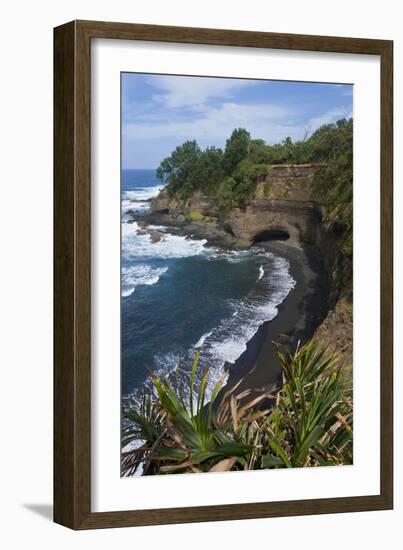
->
[151,165,318,241]
[150,189,220,219]
[149,164,352,366]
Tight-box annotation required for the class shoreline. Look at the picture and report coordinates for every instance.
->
[132,209,331,397]
[225,240,330,396]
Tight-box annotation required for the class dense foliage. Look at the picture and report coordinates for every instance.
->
[122,341,353,476]
[222,128,251,175]
[309,119,353,257]
[156,120,353,232]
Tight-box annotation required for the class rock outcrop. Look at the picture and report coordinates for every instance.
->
[150,189,220,220]
[313,297,352,369]
[150,165,320,243]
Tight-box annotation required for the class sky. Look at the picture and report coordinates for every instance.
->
[122,73,353,170]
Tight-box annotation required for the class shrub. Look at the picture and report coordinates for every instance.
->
[216,176,237,213]
[122,340,353,476]
[223,128,251,175]
[185,210,205,222]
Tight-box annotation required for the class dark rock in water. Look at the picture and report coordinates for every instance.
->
[150,231,163,243]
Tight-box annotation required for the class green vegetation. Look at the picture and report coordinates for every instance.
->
[223,128,251,175]
[156,129,276,206]
[122,341,352,476]
[156,120,352,230]
[156,141,224,199]
[309,119,353,257]
[185,210,205,222]
[217,160,269,213]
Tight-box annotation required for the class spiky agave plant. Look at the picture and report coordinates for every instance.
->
[121,351,273,475]
[121,341,353,476]
[259,341,353,468]
[121,390,167,476]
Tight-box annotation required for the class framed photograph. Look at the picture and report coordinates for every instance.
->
[54,20,393,529]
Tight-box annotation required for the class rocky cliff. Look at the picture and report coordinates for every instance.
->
[150,164,319,242]
[147,163,352,366]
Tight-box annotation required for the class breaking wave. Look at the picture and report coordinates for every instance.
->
[122,264,168,297]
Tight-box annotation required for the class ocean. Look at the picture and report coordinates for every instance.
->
[121,169,295,405]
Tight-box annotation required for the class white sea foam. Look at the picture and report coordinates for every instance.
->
[122,199,149,213]
[122,186,164,215]
[124,186,163,202]
[258,264,265,281]
[122,221,211,260]
[153,351,182,377]
[122,264,168,297]
[209,249,252,262]
[194,330,214,349]
[147,224,167,232]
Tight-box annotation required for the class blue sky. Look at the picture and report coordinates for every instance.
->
[122,73,353,169]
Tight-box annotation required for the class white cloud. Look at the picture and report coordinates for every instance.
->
[148,75,256,108]
[306,107,352,133]
[123,100,352,149]
[123,101,299,144]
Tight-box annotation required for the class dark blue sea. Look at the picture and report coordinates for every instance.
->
[121,169,295,404]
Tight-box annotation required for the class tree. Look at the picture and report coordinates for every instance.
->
[156,140,202,198]
[233,159,269,207]
[249,139,272,164]
[217,176,237,213]
[198,146,224,195]
[308,118,352,163]
[223,128,251,175]
[310,118,353,256]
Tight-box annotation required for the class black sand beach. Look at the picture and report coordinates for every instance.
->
[225,240,330,395]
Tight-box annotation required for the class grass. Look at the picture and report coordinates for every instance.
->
[185,210,205,222]
[121,340,353,476]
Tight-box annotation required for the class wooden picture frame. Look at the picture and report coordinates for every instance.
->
[54,20,393,529]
